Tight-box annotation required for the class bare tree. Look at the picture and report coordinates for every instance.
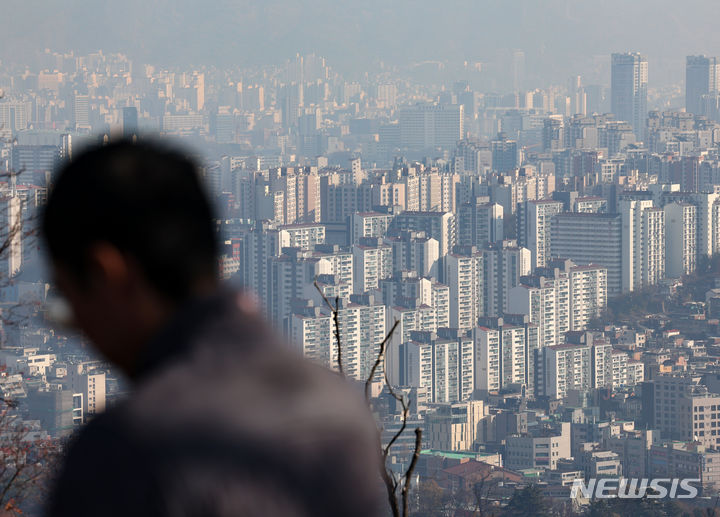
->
[314,281,422,517]
[471,469,503,517]
[0,93,61,514]
[0,401,60,516]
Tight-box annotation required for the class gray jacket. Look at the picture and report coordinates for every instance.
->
[48,291,384,516]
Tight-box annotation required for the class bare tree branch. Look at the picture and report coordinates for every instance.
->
[0,400,61,516]
[379,357,422,517]
[379,457,400,517]
[314,278,421,517]
[401,428,421,517]
[364,319,399,401]
[332,296,343,376]
[312,280,344,376]
[384,403,408,462]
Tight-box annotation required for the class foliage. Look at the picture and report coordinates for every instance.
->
[583,495,691,517]
[501,485,551,517]
[0,405,61,516]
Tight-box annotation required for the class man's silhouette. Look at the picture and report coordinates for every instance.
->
[43,141,383,516]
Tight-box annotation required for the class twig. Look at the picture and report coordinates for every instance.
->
[0,399,17,409]
[379,457,400,517]
[401,428,422,517]
[384,399,409,461]
[364,319,399,401]
[313,280,344,375]
[314,279,421,516]
[333,297,343,376]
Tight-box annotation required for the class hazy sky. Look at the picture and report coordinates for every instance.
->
[3,0,720,86]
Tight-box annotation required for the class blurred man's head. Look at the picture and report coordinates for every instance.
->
[42,141,219,374]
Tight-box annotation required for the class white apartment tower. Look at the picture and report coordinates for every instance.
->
[391,211,456,258]
[352,241,393,294]
[611,52,648,141]
[444,251,484,330]
[474,325,528,394]
[399,331,474,403]
[508,261,606,349]
[620,200,665,292]
[538,343,592,399]
[0,196,22,278]
[458,200,504,248]
[481,241,532,317]
[386,232,440,279]
[289,299,386,382]
[568,265,608,331]
[520,200,564,269]
[351,212,393,244]
[691,192,719,260]
[665,202,697,278]
[474,327,501,393]
[399,104,464,150]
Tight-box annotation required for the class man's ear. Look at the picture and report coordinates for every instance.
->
[85,243,132,292]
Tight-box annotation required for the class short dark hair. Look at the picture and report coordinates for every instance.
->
[42,140,218,301]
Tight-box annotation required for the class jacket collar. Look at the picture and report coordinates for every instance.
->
[132,288,238,381]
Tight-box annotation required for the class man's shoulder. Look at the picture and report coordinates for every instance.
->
[131,340,377,441]
[62,402,142,467]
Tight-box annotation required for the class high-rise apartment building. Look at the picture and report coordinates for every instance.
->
[474,326,501,393]
[551,213,622,295]
[692,192,720,260]
[399,104,464,150]
[237,221,289,312]
[387,303,439,384]
[480,241,531,317]
[611,52,648,141]
[379,272,450,330]
[509,282,564,349]
[351,212,393,244]
[518,200,564,269]
[69,363,106,422]
[398,329,474,403]
[537,343,592,399]
[391,211,456,258]
[651,375,720,449]
[509,260,607,349]
[122,106,138,139]
[385,231,439,278]
[458,199,503,248]
[474,325,527,394]
[0,102,30,137]
[686,56,719,115]
[454,140,492,175]
[444,248,484,330]
[73,94,90,130]
[268,248,334,326]
[665,202,697,278]
[0,196,23,278]
[620,200,665,292]
[289,297,386,382]
[352,238,393,294]
[491,135,518,173]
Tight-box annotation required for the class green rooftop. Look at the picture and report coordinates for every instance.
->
[420,449,481,460]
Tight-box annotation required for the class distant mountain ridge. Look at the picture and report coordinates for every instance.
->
[1,0,718,85]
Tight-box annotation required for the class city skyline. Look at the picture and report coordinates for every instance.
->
[7,3,720,513]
